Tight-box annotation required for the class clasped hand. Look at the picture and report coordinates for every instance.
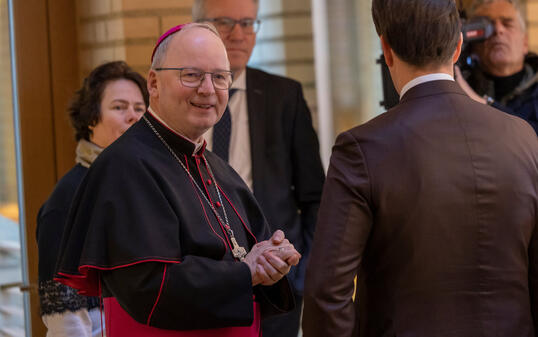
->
[243,230,301,286]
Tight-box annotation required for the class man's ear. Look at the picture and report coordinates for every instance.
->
[380,35,394,67]
[452,33,463,64]
[147,69,159,98]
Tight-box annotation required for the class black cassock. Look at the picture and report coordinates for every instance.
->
[55,112,294,332]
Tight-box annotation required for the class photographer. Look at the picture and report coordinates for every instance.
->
[456,0,538,135]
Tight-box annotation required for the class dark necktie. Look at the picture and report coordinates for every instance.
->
[213,88,238,162]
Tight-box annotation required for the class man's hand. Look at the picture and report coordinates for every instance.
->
[243,230,301,286]
[454,65,487,104]
[266,230,301,265]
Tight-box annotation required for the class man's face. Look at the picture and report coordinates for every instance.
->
[148,28,230,141]
[203,0,258,75]
[473,0,528,76]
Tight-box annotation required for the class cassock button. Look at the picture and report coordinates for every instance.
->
[207,179,212,185]
[196,158,201,165]
[215,201,222,208]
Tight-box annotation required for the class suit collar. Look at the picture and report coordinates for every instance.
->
[231,68,247,90]
[400,73,454,98]
[400,79,467,105]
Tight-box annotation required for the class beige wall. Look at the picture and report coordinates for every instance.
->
[528,0,538,51]
[249,0,317,125]
[76,0,194,77]
[325,0,383,133]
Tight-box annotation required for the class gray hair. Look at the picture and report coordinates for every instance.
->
[192,0,259,21]
[468,0,526,31]
[151,22,221,69]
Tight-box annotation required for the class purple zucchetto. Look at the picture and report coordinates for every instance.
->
[151,24,188,63]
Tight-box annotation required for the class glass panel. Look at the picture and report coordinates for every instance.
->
[0,0,27,336]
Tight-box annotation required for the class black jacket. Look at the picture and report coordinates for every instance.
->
[468,53,538,135]
[245,67,325,294]
[55,112,294,330]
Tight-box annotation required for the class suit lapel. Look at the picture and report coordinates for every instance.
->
[246,67,266,199]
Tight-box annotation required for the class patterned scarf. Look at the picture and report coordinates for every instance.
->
[75,138,103,168]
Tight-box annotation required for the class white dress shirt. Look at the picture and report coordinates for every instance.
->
[400,73,454,98]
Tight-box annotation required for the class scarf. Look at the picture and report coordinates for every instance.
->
[75,139,103,168]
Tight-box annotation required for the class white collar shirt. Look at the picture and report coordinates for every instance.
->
[400,73,454,99]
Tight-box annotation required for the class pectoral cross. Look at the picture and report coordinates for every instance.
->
[230,237,247,261]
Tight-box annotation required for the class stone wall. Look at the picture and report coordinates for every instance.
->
[76,0,194,77]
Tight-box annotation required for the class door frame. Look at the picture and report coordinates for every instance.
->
[11,0,79,335]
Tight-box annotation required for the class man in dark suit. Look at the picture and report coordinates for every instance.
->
[302,0,538,336]
[192,1,325,336]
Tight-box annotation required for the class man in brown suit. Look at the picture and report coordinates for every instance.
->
[302,0,538,336]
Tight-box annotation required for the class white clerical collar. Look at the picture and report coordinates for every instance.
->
[147,106,205,154]
[400,73,454,98]
[232,69,246,90]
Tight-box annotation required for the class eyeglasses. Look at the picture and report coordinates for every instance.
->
[154,67,233,90]
[201,17,261,34]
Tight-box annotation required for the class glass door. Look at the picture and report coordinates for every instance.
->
[0,0,29,336]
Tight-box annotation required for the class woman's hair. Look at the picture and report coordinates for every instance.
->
[69,61,149,141]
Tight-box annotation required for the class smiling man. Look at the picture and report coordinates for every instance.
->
[193,2,326,336]
[457,0,538,135]
[55,23,301,337]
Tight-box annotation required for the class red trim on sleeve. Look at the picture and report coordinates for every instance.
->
[54,259,181,297]
[147,264,168,325]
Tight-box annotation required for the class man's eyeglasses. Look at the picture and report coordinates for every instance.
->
[201,17,261,35]
[154,67,233,90]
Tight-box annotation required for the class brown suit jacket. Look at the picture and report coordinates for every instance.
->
[303,80,538,337]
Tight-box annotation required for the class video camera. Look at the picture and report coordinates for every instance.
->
[378,15,495,110]
[458,15,495,74]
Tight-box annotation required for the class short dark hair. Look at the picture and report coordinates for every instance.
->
[69,61,149,141]
[372,0,461,68]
